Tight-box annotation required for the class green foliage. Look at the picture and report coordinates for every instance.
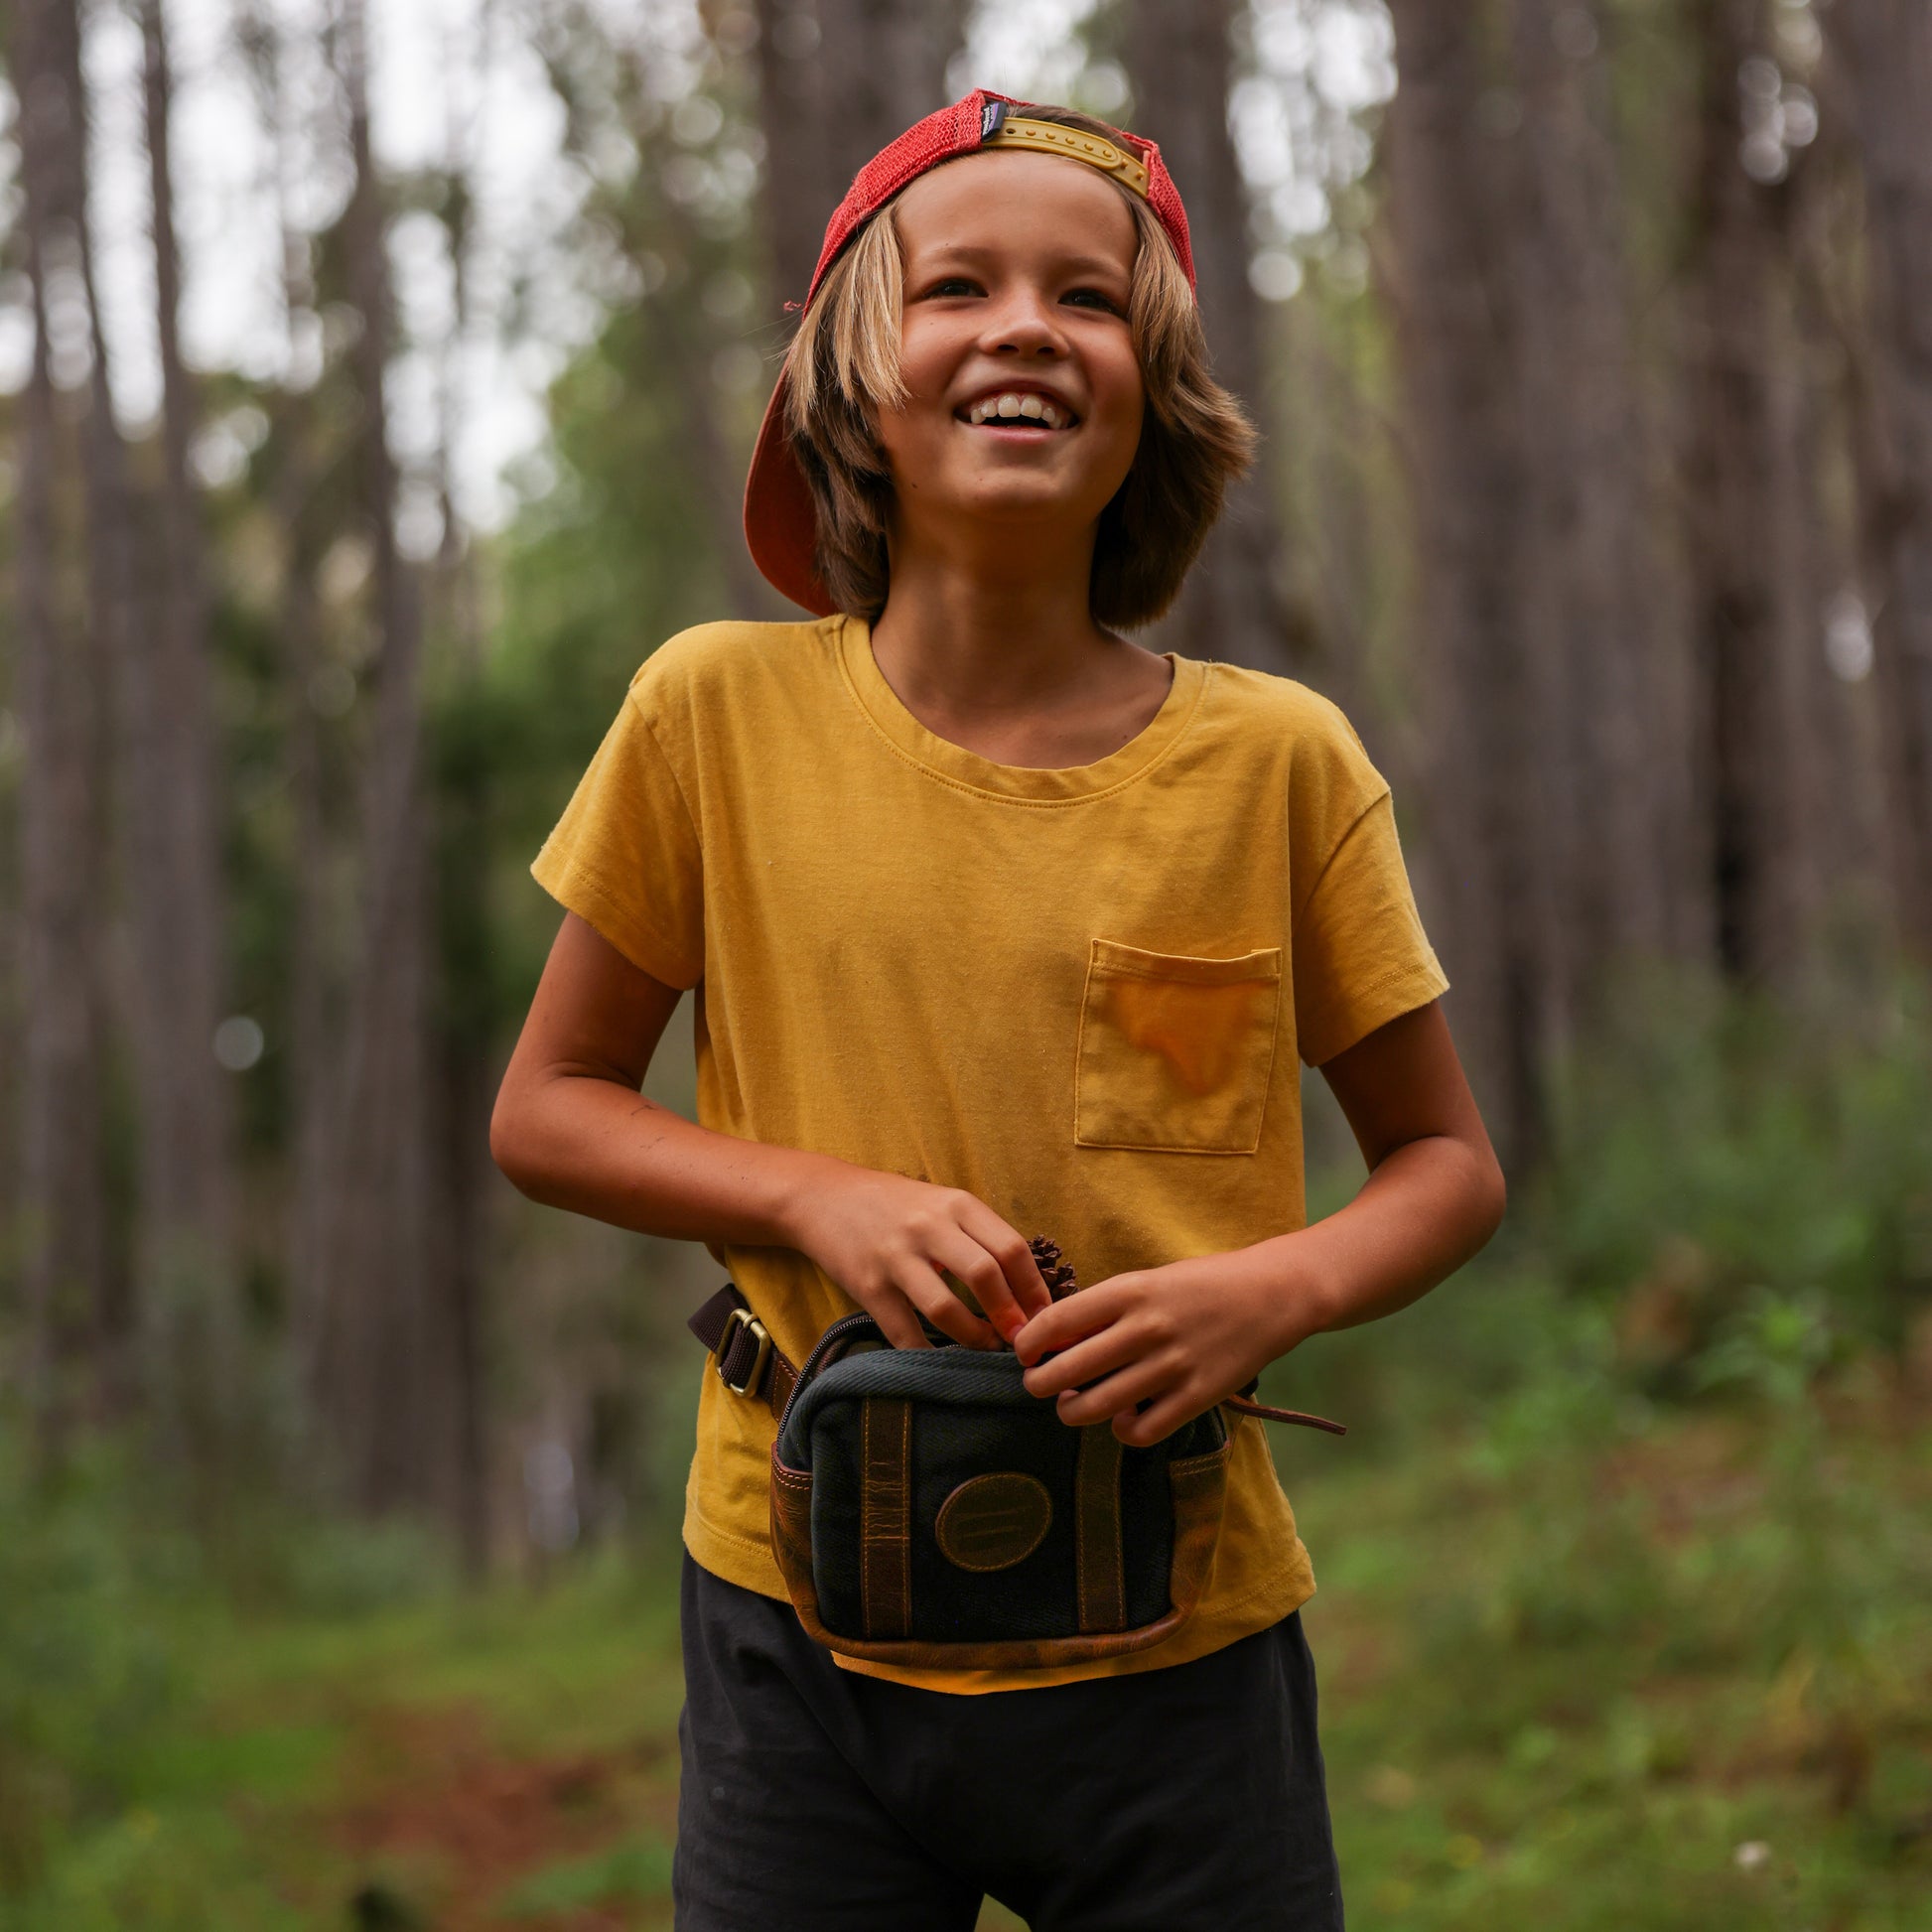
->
[0,1440,184,1893]
[1299,1363,1932,1931]
[0,1408,466,1913]
[1535,958,1932,1366]
[1273,954,1932,1927]
[1692,1286,1840,1405]
[497,1835,675,1917]
[1279,956,1932,1443]
[4,1379,1925,1930]
[269,1514,457,1620]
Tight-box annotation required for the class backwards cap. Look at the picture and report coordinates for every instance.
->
[743,89,1196,616]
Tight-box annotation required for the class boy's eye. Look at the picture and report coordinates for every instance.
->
[918,277,1123,311]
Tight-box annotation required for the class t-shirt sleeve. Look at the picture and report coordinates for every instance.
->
[530,678,705,990]
[1291,778,1449,1069]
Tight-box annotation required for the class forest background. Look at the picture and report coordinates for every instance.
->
[1,0,1929,1925]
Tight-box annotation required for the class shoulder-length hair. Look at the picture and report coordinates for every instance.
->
[779,104,1257,628]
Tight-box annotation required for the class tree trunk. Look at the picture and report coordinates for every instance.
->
[237,0,336,1441]
[280,412,332,1404]
[1678,0,1808,985]
[1381,0,1551,1175]
[1507,0,1679,1037]
[752,0,962,311]
[1278,293,1373,733]
[12,0,113,1458]
[659,189,788,617]
[42,0,155,1406]
[1825,0,1932,953]
[431,20,493,1575]
[1124,0,1302,674]
[134,0,238,1465]
[313,0,445,1516]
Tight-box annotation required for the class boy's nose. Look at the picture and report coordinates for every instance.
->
[981,288,1067,355]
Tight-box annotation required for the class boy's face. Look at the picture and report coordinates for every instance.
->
[877,150,1145,553]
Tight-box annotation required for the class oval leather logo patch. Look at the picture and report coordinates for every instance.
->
[934,1472,1052,1572]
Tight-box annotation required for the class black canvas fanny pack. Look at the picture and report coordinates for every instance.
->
[687,1239,1344,1671]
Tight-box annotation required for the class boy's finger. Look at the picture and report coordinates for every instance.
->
[1021,1321,1139,1398]
[864,1287,934,1351]
[1011,1282,1118,1364]
[959,1205,1056,1325]
[1113,1391,1191,1448]
[930,1229,1030,1343]
[1051,1356,1167,1429]
[897,1260,1001,1351]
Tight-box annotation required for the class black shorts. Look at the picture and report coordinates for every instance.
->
[673,1550,1345,1930]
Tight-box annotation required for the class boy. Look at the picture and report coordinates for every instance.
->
[492,91,1505,1931]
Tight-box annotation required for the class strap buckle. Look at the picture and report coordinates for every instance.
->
[714,1306,773,1399]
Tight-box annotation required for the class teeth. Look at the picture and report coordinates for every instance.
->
[965,392,1069,428]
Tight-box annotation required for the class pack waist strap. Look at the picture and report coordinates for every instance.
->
[688,1283,1345,1436]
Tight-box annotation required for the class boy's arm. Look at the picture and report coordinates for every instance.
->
[1014,999,1506,1444]
[490,911,1053,1350]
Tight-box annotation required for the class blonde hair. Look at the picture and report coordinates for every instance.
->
[780,106,1258,628]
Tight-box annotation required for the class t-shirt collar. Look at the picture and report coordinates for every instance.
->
[835,613,1207,803]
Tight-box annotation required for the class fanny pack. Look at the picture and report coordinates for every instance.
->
[687,1240,1344,1671]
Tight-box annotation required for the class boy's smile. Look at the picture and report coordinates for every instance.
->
[876,149,1143,539]
[955,382,1077,432]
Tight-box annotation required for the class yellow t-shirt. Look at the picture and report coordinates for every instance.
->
[532,614,1449,1692]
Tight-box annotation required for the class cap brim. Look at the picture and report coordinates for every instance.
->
[744,369,837,618]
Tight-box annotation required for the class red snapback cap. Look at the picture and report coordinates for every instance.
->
[743,89,1196,616]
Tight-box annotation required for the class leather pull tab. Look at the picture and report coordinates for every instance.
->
[1222,1394,1347,1436]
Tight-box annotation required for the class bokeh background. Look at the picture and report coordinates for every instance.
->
[1,0,1929,1925]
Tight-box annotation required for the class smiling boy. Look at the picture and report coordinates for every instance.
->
[492,93,1505,1931]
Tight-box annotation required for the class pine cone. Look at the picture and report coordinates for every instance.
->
[1030,1235,1079,1302]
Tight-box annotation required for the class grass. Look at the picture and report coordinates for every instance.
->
[2,1343,1926,1931]
[1294,1366,1932,1930]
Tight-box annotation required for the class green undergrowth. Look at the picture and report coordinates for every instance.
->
[0,1515,687,1932]
[1290,1364,1932,1931]
[3,1366,1927,1931]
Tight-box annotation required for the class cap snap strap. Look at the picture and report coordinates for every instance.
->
[981,114,1151,200]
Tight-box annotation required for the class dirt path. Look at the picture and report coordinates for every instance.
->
[325,1701,1026,1929]
[325,1703,679,1928]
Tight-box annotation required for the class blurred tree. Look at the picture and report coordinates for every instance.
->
[1769,56,1888,956]
[133,0,239,1467]
[1678,0,1811,984]
[752,0,966,315]
[1381,0,1549,1173]
[1825,0,1932,953]
[1124,0,1304,674]
[10,0,113,1458]
[1506,0,1679,1027]
[234,0,335,1407]
[426,2,494,1574]
[536,0,777,606]
[309,0,447,1516]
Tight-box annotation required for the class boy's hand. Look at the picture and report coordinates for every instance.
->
[1012,1249,1329,1447]
[785,1162,1054,1353]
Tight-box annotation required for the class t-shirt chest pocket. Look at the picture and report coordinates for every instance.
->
[1073,938,1285,1155]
